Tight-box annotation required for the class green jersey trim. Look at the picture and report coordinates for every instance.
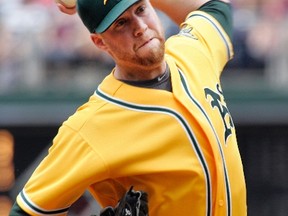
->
[178,69,232,216]
[18,190,70,215]
[199,1,233,40]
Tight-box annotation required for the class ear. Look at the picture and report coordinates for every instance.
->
[90,34,108,51]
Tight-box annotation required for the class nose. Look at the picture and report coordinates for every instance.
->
[133,17,147,37]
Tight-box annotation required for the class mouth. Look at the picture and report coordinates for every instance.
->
[137,38,154,50]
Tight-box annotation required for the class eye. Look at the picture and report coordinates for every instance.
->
[136,5,146,14]
[114,18,127,28]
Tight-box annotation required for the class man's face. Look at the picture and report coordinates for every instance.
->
[96,0,166,69]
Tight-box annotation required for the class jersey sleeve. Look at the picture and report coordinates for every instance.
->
[165,0,233,76]
[198,0,233,40]
[188,0,233,71]
[14,124,108,216]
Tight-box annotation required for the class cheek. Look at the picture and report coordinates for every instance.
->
[148,16,164,36]
[106,38,133,58]
[110,40,132,53]
[109,33,133,48]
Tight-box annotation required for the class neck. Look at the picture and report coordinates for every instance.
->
[113,61,167,82]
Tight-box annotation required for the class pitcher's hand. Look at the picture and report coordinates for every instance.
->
[56,3,76,15]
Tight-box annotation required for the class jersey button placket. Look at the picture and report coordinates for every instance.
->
[218,199,224,207]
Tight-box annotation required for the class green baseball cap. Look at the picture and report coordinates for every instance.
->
[77,0,140,33]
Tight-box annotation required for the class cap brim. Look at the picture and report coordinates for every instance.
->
[95,0,139,33]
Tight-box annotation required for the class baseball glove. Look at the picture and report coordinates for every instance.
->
[100,186,149,216]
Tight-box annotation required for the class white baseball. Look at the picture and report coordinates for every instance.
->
[55,0,76,8]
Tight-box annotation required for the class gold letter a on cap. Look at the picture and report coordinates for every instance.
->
[104,0,108,5]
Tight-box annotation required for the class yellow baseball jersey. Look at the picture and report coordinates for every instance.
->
[15,3,246,216]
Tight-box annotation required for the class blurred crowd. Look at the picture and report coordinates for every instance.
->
[0,0,288,93]
[232,0,288,87]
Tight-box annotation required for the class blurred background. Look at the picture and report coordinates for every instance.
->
[0,0,288,215]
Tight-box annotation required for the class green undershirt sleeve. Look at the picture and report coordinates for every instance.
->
[9,202,30,216]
